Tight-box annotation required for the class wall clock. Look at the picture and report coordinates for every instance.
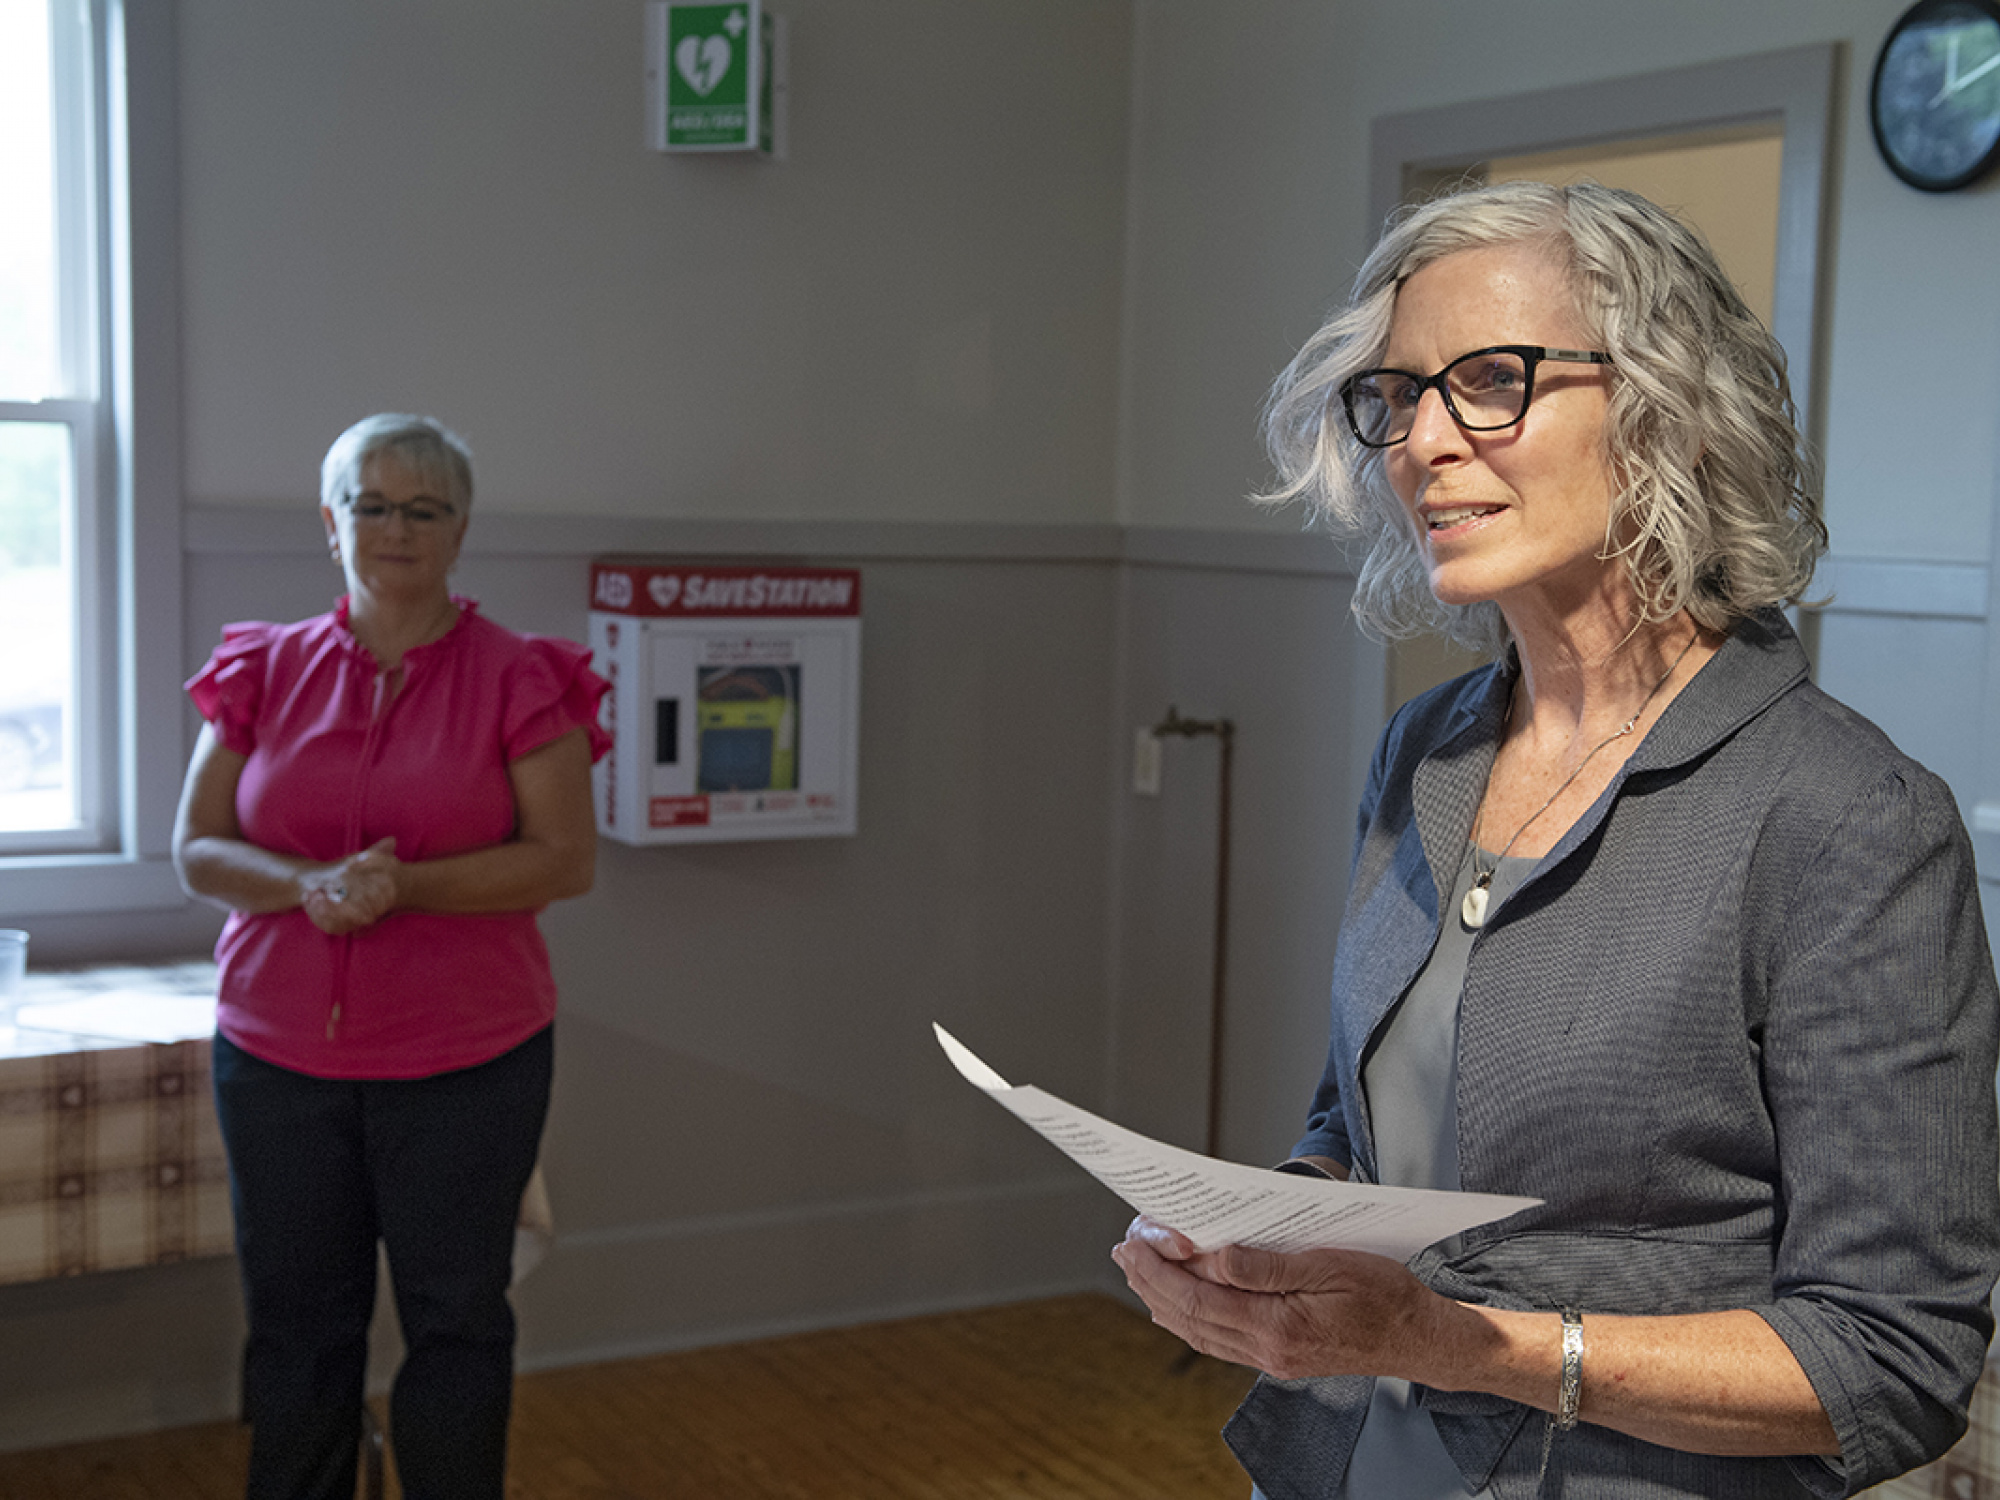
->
[1871,0,2000,190]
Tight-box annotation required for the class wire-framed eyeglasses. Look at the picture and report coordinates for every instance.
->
[340,494,459,527]
[1340,345,1611,449]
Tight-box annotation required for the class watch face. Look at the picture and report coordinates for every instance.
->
[1872,0,2000,190]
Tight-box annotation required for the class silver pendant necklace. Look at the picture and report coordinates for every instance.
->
[1461,628,1698,930]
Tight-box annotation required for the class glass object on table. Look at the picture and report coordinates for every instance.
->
[0,928,25,1032]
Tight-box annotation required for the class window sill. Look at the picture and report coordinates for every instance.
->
[0,856,187,916]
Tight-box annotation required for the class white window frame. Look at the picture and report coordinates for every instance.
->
[0,0,184,915]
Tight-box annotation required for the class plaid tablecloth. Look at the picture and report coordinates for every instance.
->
[0,960,232,1283]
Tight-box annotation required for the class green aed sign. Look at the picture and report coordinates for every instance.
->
[647,1,772,153]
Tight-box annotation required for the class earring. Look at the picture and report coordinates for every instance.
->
[329,544,342,565]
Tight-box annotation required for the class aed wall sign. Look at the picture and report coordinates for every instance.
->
[644,1,779,153]
[589,561,861,845]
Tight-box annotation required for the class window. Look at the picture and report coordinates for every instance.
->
[0,0,185,914]
[2,0,97,844]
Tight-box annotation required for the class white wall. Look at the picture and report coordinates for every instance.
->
[177,0,1133,526]
[1105,544,1361,1167]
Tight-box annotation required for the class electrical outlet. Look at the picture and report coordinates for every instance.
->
[1132,727,1162,796]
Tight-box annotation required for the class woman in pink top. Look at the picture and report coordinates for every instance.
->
[173,414,608,1500]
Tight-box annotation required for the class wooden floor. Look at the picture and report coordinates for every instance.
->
[0,1295,1257,1499]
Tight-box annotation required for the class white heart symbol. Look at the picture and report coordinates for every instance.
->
[648,576,682,609]
[674,34,731,96]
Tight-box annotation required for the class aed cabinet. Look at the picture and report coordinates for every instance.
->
[589,560,861,844]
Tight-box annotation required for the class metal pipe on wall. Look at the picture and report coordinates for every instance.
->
[1150,707,1235,1160]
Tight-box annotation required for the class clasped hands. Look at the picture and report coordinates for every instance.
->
[299,836,401,935]
[1111,1215,1464,1384]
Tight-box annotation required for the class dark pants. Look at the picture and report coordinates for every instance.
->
[212,1027,553,1500]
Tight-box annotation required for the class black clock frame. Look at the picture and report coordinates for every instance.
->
[1871,0,2000,191]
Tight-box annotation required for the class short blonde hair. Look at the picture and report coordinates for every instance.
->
[1263,180,1826,654]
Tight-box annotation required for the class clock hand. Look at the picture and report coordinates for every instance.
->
[1931,34,1962,105]
[1942,48,2000,98]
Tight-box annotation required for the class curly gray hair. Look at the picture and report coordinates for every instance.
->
[1263,180,1826,654]
[319,413,475,516]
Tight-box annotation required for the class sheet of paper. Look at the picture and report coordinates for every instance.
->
[936,1024,1539,1258]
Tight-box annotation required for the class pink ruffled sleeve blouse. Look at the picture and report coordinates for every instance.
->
[185,596,610,1079]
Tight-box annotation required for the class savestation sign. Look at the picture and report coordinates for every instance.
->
[592,563,858,618]
[645,1,774,153]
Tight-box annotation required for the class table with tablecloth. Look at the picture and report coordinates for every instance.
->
[0,955,552,1291]
[0,959,231,1284]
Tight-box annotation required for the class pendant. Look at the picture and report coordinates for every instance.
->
[1461,880,1490,929]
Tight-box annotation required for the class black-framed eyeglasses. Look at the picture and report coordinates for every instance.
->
[341,494,458,527]
[1339,344,1611,449]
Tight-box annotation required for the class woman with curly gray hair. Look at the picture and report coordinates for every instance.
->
[1115,182,1999,1498]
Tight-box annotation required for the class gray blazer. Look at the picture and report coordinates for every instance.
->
[1225,612,2000,1499]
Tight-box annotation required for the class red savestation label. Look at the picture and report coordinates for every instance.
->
[592,563,861,618]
